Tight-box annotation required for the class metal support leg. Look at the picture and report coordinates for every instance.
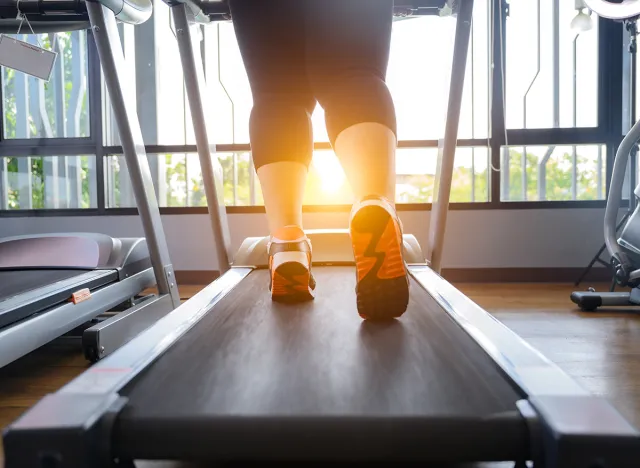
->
[172,4,232,272]
[575,212,630,287]
[427,0,474,273]
[86,1,181,308]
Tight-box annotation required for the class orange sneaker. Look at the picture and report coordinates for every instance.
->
[349,196,410,320]
[268,225,316,303]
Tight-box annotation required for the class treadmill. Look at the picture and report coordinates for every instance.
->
[0,1,181,367]
[4,0,640,466]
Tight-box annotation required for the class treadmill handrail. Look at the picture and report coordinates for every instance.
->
[99,0,152,24]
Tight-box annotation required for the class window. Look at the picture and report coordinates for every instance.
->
[103,2,196,147]
[2,31,90,139]
[105,147,489,208]
[505,0,599,129]
[500,145,606,201]
[1,0,624,215]
[0,155,97,210]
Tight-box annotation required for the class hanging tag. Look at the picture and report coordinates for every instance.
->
[0,34,57,81]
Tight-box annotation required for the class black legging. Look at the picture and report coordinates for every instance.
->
[229,0,397,171]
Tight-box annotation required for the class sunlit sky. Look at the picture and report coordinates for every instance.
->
[144,0,600,186]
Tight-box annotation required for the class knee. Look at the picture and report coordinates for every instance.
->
[252,92,316,118]
[312,72,397,146]
[249,94,316,170]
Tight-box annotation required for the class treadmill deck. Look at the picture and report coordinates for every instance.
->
[117,267,527,462]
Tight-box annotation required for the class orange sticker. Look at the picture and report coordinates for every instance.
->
[70,288,91,304]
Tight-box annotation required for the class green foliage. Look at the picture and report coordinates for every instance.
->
[2,32,91,211]
[220,153,253,206]
[503,148,604,201]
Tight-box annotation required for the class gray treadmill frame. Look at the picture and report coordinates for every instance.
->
[4,0,640,467]
[0,269,156,368]
[0,0,181,366]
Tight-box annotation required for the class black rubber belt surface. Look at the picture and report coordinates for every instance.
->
[117,267,527,463]
[0,270,84,299]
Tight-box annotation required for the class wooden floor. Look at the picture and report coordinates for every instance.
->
[1,282,640,466]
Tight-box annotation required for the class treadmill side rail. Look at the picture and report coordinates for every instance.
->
[409,265,640,466]
[2,269,249,467]
[60,268,250,395]
[3,393,127,468]
[532,395,640,468]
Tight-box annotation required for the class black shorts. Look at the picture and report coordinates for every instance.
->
[229,0,397,169]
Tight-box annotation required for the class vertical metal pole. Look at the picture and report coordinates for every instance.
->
[232,152,238,205]
[29,60,56,208]
[0,158,8,210]
[15,61,32,209]
[597,145,603,199]
[629,21,637,211]
[16,36,29,138]
[172,4,232,271]
[537,0,560,201]
[43,157,58,209]
[87,31,103,211]
[51,33,69,208]
[135,16,165,202]
[490,0,506,205]
[249,157,256,205]
[428,0,474,273]
[17,158,32,209]
[501,149,510,200]
[87,1,180,307]
[69,30,87,208]
[552,0,560,129]
[185,154,191,206]
[119,154,133,206]
[521,145,527,200]
[572,37,578,200]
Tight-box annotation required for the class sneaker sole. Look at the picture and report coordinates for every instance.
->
[271,252,315,303]
[350,204,410,320]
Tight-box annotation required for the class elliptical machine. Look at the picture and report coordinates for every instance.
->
[572,1,640,311]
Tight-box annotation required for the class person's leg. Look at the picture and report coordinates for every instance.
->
[230,0,317,301]
[306,0,397,203]
[306,0,409,319]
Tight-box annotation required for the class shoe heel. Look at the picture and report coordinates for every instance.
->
[271,252,314,303]
[350,204,409,320]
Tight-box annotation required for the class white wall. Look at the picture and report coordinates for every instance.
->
[0,208,607,271]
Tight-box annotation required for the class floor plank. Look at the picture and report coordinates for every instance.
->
[1,281,639,467]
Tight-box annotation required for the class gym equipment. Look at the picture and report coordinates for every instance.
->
[0,0,181,367]
[572,0,640,311]
[4,0,640,466]
[574,1,639,290]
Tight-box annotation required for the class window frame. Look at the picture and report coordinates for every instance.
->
[0,0,630,217]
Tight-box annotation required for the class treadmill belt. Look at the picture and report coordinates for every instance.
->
[0,269,84,299]
[0,269,117,329]
[117,267,527,462]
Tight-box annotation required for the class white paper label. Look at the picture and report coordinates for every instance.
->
[0,34,57,81]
